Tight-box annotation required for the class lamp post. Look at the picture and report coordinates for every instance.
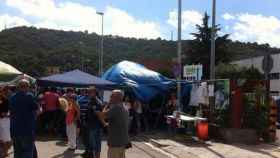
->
[96,11,104,76]
[209,0,216,123]
[79,41,84,71]
[210,0,216,79]
[177,0,182,111]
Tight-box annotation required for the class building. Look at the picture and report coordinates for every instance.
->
[46,66,60,75]
[232,54,280,95]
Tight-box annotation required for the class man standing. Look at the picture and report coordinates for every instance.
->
[104,90,129,158]
[77,89,90,157]
[9,79,39,158]
[86,87,104,158]
[42,87,60,135]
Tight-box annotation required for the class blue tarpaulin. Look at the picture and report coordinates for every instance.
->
[37,69,117,88]
[102,61,176,102]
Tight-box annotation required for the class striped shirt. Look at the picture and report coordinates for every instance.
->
[77,95,90,122]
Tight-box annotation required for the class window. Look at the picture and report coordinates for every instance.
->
[269,73,280,80]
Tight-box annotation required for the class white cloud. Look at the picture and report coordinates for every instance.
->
[167,10,202,30]
[104,6,161,39]
[167,10,202,39]
[4,0,161,39]
[222,13,235,20]
[0,14,30,30]
[230,13,280,47]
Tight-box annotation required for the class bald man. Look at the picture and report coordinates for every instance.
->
[103,90,129,158]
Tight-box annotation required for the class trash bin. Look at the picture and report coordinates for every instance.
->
[197,121,209,140]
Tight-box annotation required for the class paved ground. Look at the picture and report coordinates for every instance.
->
[7,137,170,158]
[146,133,280,158]
[6,131,280,158]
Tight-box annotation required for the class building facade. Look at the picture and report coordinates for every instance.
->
[232,54,280,95]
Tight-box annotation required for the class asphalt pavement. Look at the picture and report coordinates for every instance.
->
[7,138,170,158]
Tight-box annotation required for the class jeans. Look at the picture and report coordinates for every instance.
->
[81,124,89,152]
[88,128,102,153]
[13,136,35,158]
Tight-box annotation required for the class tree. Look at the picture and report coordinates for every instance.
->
[184,12,231,79]
[216,63,264,79]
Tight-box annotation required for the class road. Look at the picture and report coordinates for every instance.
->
[7,138,170,158]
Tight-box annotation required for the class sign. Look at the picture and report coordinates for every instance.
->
[183,65,203,81]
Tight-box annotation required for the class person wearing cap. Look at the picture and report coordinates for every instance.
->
[9,79,39,158]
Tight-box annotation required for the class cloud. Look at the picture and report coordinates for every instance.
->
[167,10,202,30]
[4,0,161,39]
[230,13,280,47]
[167,10,202,39]
[222,13,235,20]
[0,14,30,30]
[104,6,161,39]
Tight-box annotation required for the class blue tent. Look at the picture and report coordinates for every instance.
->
[102,61,176,102]
[37,69,117,88]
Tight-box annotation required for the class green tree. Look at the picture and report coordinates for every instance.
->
[216,63,264,79]
[185,12,231,79]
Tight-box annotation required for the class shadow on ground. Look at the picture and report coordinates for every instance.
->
[51,149,81,158]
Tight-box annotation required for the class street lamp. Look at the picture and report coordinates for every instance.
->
[177,0,182,111]
[79,41,84,71]
[96,11,104,76]
[210,0,216,79]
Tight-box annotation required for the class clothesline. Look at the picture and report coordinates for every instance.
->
[176,79,229,84]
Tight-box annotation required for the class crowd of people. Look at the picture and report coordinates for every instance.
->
[0,79,133,158]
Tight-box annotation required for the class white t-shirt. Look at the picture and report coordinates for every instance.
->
[197,82,209,105]
[135,101,143,114]
[189,84,199,106]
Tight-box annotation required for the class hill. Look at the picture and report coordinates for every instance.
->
[0,26,279,77]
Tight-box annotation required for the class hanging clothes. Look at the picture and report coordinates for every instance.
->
[197,82,209,105]
[189,84,200,107]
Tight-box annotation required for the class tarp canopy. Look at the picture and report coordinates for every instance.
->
[0,61,22,82]
[102,61,175,103]
[0,74,36,86]
[37,69,117,88]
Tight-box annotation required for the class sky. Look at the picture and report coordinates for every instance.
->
[0,0,280,48]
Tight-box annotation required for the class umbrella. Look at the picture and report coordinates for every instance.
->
[0,61,22,82]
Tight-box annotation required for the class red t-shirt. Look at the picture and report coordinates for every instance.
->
[43,92,59,112]
[66,107,77,125]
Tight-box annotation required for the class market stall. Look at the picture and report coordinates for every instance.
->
[102,60,175,103]
[37,69,117,89]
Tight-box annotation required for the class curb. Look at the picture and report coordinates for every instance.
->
[149,139,170,148]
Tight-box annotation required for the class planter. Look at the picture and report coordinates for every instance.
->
[220,128,258,144]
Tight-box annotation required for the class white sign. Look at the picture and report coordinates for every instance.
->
[183,65,203,81]
[103,91,112,103]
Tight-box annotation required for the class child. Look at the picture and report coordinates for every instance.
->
[65,96,80,150]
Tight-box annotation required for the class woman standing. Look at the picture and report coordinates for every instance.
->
[0,86,11,157]
[65,96,80,150]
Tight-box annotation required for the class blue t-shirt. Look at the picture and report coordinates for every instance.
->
[77,95,90,122]
[9,91,38,137]
[87,97,102,129]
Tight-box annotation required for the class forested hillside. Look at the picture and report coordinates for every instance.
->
[0,26,279,77]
